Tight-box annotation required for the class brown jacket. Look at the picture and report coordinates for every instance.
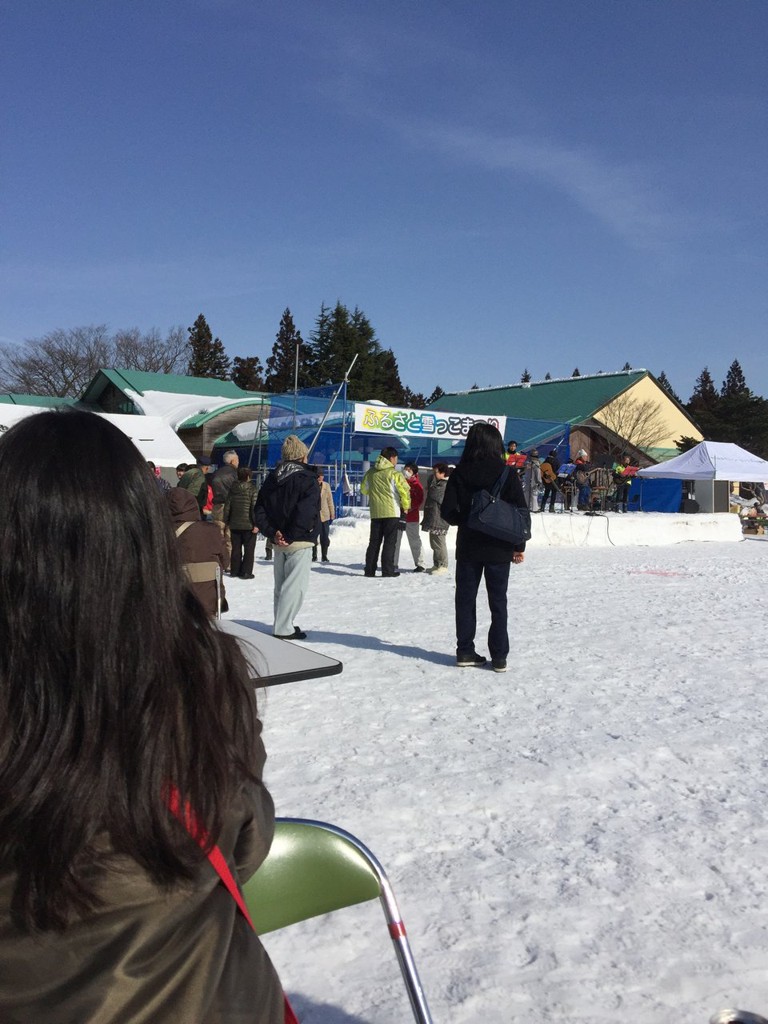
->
[167,489,227,616]
[0,728,283,1024]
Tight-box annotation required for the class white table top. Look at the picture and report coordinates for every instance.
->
[218,619,343,687]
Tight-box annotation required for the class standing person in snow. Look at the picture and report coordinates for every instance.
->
[505,440,526,475]
[394,462,426,573]
[210,449,239,569]
[540,450,560,513]
[312,470,335,563]
[253,435,320,640]
[147,460,171,496]
[167,488,229,616]
[360,446,411,578]
[612,454,633,513]
[177,456,211,514]
[572,449,593,510]
[0,410,286,1024]
[224,466,259,579]
[421,462,451,574]
[441,422,527,672]
[522,448,542,511]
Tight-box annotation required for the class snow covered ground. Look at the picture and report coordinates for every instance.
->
[222,514,767,1024]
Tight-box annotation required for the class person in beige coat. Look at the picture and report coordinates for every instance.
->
[312,469,335,562]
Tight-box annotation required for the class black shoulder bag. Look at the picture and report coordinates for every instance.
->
[467,467,532,544]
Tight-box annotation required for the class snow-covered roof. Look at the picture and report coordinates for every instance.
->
[123,387,253,430]
[0,406,194,467]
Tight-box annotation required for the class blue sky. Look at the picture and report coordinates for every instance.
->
[2,0,766,400]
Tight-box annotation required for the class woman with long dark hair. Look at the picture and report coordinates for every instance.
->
[441,422,527,672]
[0,411,284,1023]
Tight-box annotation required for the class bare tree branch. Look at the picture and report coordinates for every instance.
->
[0,324,189,398]
[0,326,111,397]
[596,395,670,457]
[114,326,187,374]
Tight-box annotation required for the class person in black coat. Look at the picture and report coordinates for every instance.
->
[441,422,527,672]
[210,450,239,569]
[540,449,561,513]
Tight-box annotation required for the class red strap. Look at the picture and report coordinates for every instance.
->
[206,841,255,930]
[165,784,255,929]
[167,785,298,1022]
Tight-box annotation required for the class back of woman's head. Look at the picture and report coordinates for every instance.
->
[461,422,505,463]
[237,466,252,481]
[0,411,179,625]
[0,411,258,932]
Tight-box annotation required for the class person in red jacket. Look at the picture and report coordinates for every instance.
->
[395,461,426,572]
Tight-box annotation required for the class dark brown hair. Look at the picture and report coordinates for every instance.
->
[0,411,260,931]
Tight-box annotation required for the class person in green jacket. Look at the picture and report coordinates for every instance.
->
[224,467,259,578]
[360,446,410,577]
[177,458,210,514]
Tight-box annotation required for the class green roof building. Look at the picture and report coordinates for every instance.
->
[434,370,702,462]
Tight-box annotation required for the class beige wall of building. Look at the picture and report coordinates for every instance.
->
[593,376,703,450]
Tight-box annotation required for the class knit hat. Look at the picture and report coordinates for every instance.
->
[281,434,308,462]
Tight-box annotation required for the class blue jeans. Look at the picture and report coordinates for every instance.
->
[455,560,510,661]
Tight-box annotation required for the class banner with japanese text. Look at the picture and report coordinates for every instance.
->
[353,404,506,440]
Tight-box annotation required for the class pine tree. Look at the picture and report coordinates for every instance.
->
[426,385,445,406]
[622,361,632,371]
[717,362,768,457]
[544,372,552,381]
[310,301,391,401]
[684,362,768,456]
[401,386,427,409]
[572,368,581,377]
[232,355,264,391]
[378,349,408,405]
[264,309,305,393]
[656,370,681,404]
[686,366,721,441]
[721,359,748,398]
[675,436,701,453]
[521,368,532,383]
[689,366,718,409]
[186,314,231,380]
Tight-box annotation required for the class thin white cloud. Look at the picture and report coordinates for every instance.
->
[403,121,679,252]
[279,10,685,253]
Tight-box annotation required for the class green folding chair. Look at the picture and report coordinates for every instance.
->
[242,817,435,1024]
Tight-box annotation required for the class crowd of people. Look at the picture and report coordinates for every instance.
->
[160,434,645,656]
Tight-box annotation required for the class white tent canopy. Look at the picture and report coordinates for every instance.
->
[638,440,768,482]
[0,406,195,468]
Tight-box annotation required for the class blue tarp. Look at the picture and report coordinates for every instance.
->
[627,478,682,513]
